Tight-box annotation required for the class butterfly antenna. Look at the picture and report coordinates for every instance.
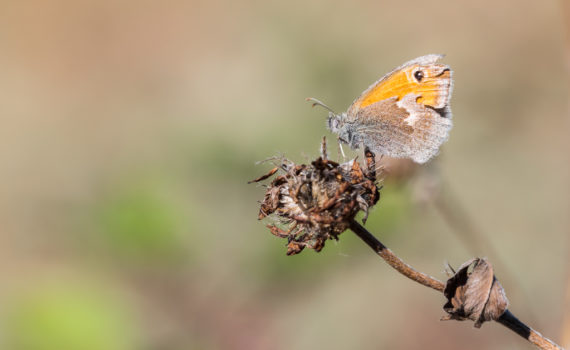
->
[305,97,338,115]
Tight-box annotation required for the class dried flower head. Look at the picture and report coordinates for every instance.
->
[442,258,509,328]
[250,138,380,255]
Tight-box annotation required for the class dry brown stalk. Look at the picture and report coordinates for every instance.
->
[251,140,564,350]
[349,220,563,350]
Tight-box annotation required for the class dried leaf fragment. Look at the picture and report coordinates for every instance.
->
[442,258,509,328]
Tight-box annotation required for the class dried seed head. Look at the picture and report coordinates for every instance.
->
[442,258,509,328]
[250,138,380,255]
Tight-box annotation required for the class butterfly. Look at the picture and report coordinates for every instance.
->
[309,54,453,163]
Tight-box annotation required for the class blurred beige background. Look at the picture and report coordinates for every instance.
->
[0,0,568,349]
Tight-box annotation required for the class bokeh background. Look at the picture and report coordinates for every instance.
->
[1,0,569,349]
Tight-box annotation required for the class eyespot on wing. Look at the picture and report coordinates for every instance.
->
[348,55,452,116]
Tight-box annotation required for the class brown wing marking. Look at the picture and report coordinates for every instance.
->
[351,97,452,163]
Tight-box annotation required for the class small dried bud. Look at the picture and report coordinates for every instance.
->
[442,258,509,328]
[250,139,380,255]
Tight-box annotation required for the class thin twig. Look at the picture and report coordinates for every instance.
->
[349,219,444,292]
[348,220,564,350]
[498,311,563,350]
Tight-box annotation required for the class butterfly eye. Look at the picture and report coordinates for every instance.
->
[414,70,424,82]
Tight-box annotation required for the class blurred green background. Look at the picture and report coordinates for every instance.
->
[0,0,568,349]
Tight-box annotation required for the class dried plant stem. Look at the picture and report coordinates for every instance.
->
[497,311,563,350]
[348,220,564,350]
[349,220,444,292]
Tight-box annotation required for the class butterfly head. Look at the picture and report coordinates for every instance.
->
[327,112,358,147]
[307,97,358,147]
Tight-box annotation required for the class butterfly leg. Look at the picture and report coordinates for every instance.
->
[337,137,346,161]
[359,140,367,160]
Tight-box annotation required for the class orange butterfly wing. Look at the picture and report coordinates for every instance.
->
[340,55,453,163]
[348,55,452,116]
